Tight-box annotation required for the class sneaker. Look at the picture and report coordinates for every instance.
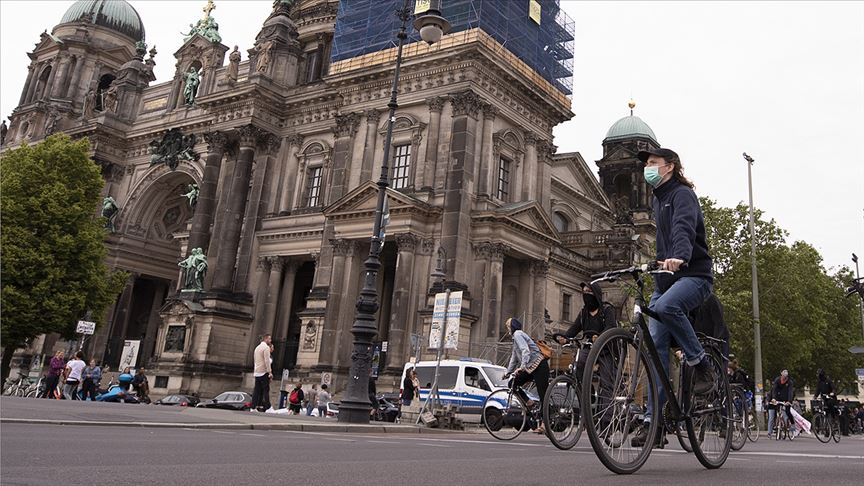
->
[630,425,667,447]
[693,357,717,396]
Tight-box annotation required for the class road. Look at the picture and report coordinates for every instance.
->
[2,422,862,485]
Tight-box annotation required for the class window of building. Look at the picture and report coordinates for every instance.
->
[305,166,323,207]
[496,157,511,201]
[390,144,411,189]
[305,49,321,83]
[553,212,569,233]
[562,292,572,322]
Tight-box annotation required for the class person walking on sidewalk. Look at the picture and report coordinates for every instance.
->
[317,384,331,418]
[62,351,86,400]
[43,351,66,399]
[288,383,304,415]
[80,359,102,401]
[305,384,319,416]
[251,334,273,412]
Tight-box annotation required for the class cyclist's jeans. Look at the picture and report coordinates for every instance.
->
[768,405,795,434]
[644,276,712,423]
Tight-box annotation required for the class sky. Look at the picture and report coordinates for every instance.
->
[1,0,862,272]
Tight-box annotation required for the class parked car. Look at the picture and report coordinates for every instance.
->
[154,394,200,407]
[196,392,253,411]
[310,401,340,418]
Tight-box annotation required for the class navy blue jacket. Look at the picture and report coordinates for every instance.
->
[652,179,713,292]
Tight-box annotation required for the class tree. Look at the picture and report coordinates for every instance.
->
[701,197,863,393]
[1,135,124,383]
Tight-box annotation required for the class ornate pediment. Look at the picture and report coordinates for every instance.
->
[472,201,561,244]
[323,181,437,218]
[553,153,610,208]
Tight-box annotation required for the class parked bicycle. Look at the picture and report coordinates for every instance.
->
[2,373,34,397]
[580,263,732,474]
[542,335,592,450]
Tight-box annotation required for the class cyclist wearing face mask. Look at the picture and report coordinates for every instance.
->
[553,282,617,377]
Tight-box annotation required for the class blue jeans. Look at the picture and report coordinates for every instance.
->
[644,277,712,423]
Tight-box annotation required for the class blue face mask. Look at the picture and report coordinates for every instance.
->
[644,166,665,187]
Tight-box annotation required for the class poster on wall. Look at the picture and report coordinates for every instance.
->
[118,340,141,370]
[443,291,463,350]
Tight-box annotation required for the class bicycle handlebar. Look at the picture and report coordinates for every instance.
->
[589,262,674,284]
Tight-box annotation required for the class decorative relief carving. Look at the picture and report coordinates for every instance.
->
[286,133,304,148]
[256,255,271,271]
[332,112,360,138]
[148,128,200,171]
[330,238,352,256]
[395,233,418,252]
[482,103,499,120]
[426,96,445,113]
[237,124,264,148]
[418,238,435,256]
[266,255,285,271]
[532,260,550,278]
[450,90,484,118]
[365,108,381,123]
[203,130,228,152]
[523,131,537,146]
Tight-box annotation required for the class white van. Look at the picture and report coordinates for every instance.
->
[400,358,508,419]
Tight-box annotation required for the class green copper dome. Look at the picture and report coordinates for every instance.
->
[59,0,145,42]
[604,115,657,144]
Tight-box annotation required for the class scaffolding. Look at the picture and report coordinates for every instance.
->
[332,0,575,95]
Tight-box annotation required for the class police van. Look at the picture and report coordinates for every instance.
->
[400,358,508,420]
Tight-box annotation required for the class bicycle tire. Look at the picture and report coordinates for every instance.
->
[686,348,732,469]
[482,388,527,441]
[675,422,693,452]
[831,418,841,443]
[730,388,747,451]
[543,374,582,450]
[580,328,659,475]
[814,414,830,443]
[746,407,759,442]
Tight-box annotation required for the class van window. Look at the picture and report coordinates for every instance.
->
[415,366,458,390]
[483,367,508,388]
[464,367,490,391]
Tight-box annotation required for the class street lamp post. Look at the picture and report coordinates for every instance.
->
[854,253,864,340]
[743,152,764,428]
[338,0,450,424]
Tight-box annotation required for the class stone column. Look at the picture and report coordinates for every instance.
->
[538,140,554,210]
[141,281,168,364]
[50,55,70,99]
[512,152,525,203]
[518,261,534,331]
[478,104,498,195]
[318,239,351,368]
[187,131,227,254]
[211,125,260,291]
[485,243,506,338]
[425,96,445,190]
[19,64,35,105]
[277,134,303,215]
[25,63,42,104]
[442,90,483,283]
[262,256,285,337]
[334,241,362,370]
[532,260,549,340]
[522,132,538,201]
[248,257,271,366]
[273,259,300,341]
[68,55,85,101]
[327,112,360,204]
[360,109,380,184]
[386,234,418,370]
[291,154,307,210]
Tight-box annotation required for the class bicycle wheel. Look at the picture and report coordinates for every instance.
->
[581,328,659,475]
[482,388,527,441]
[675,421,693,452]
[813,414,830,443]
[543,374,582,450]
[831,418,841,443]
[746,407,759,442]
[685,348,732,469]
[730,388,747,451]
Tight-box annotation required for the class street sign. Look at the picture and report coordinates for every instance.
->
[444,291,463,350]
[76,320,96,335]
[429,292,447,349]
[381,341,388,352]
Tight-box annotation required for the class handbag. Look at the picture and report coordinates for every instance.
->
[536,340,553,360]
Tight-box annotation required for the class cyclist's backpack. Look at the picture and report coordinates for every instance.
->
[535,340,553,360]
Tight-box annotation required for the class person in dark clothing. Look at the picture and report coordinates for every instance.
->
[401,368,419,406]
[552,281,617,379]
[727,358,754,393]
[131,368,150,403]
[288,383,304,415]
[368,375,378,418]
[814,369,838,417]
[768,370,796,436]
[632,147,716,448]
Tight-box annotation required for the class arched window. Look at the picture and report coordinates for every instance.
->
[36,66,52,100]
[95,74,116,111]
[552,212,569,233]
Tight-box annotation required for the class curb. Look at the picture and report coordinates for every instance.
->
[0,417,455,434]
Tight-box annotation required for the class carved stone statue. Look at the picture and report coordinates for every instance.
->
[226,45,241,83]
[179,247,208,291]
[103,85,119,113]
[255,39,274,73]
[0,120,7,146]
[149,128,200,171]
[82,88,96,119]
[183,67,201,105]
[101,196,120,232]
[182,183,199,209]
[44,110,59,135]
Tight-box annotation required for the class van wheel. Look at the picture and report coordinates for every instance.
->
[484,407,503,431]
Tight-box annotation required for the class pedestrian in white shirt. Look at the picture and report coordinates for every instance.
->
[251,334,272,412]
[63,351,87,400]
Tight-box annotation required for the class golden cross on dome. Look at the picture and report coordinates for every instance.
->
[628,98,636,116]
[203,0,216,19]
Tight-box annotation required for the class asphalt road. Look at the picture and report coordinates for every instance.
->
[2,423,862,485]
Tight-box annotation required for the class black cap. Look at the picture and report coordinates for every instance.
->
[637,147,679,163]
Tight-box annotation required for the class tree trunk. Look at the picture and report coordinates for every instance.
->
[1,345,17,386]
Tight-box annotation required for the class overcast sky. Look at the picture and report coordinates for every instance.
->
[1,1,862,272]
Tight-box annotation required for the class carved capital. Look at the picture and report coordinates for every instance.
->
[266,255,285,272]
[286,133,304,148]
[330,238,352,256]
[237,124,263,148]
[426,96,445,113]
[418,238,436,256]
[365,108,381,124]
[523,131,537,146]
[259,132,280,155]
[450,90,483,119]
[332,112,360,138]
[482,103,499,120]
[395,233,419,252]
[490,243,508,262]
[256,256,271,271]
[203,130,228,152]
[537,139,556,158]
[533,260,549,278]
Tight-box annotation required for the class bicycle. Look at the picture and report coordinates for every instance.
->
[770,401,796,441]
[728,384,749,451]
[482,376,541,441]
[2,373,34,397]
[812,402,841,444]
[580,263,732,474]
[542,335,592,450]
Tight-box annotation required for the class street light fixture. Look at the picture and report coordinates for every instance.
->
[743,152,765,427]
[338,0,450,424]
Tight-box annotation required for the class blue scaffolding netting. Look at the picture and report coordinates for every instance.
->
[331,0,575,95]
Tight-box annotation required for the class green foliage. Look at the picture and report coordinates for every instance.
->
[701,197,863,393]
[1,135,124,349]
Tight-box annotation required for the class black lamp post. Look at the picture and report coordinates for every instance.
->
[338,0,450,424]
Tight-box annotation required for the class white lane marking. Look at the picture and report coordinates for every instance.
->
[417,443,450,448]
[241,433,267,437]
[392,437,548,447]
[726,457,751,462]
[324,438,356,442]
[211,431,235,435]
[366,440,400,444]
[735,451,864,460]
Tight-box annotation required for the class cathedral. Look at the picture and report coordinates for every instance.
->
[2,0,661,398]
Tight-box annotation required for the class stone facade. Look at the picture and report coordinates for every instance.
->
[2,1,655,398]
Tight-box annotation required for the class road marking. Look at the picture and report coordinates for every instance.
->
[735,451,864,460]
[418,443,450,448]
[366,440,400,444]
[211,431,235,435]
[726,457,751,462]
[324,438,356,442]
[241,433,267,437]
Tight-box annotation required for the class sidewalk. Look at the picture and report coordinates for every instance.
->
[0,397,451,434]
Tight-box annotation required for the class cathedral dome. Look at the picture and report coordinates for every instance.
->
[59,0,145,42]
[603,115,657,144]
